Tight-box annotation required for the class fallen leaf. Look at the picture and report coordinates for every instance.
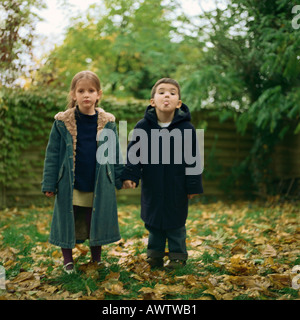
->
[268,274,291,289]
[263,257,274,266]
[175,274,200,287]
[230,238,248,255]
[75,244,89,256]
[11,272,34,283]
[105,271,120,281]
[226,255,257,275]
[17,279,41,292]
[51,250,61,259]
[0,248,16,263]
[261,244,277,257]
[224,275,271,292]
[102,280,128,296]
[78,262,100,279]
[39,285,57,294]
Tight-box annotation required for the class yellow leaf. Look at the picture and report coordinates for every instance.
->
[75,244,89,256]
[264,257,274,266]
[51,250,61,258]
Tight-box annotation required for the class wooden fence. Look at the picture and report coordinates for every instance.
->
[1,110,300,208]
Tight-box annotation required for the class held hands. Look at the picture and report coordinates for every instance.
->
[122,180,137,189]
[122,181,199,200]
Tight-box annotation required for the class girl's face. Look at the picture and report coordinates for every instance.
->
[73,79,102,115]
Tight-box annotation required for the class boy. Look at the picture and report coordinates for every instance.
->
[122,78,203,269]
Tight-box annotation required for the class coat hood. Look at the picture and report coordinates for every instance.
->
[144,103,191,128]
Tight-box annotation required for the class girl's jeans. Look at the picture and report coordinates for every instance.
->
[145,224,188,261]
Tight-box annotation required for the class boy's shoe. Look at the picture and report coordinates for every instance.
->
[63,262,75,274]
[165,259,186,270]
[146,257,164,268]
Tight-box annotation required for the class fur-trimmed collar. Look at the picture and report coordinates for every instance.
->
[54,107,115,169]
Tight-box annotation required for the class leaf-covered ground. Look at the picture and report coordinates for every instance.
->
[0,199,299,300]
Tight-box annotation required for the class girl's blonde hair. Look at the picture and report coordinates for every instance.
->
[67,71,101,109]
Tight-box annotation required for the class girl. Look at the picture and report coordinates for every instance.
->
[42,71,123,273]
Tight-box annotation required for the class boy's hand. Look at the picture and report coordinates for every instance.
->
[45,191,55,198]
[122,180,137,189]
[187,194,198,200]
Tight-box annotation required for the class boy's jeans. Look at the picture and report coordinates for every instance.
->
[145,224,188,261]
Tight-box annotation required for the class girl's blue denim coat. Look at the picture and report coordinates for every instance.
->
[42,107,124,249]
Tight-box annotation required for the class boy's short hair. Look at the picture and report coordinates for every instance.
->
[151,78,181,100]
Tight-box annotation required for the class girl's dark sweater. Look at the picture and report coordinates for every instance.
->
[74,107,98,192]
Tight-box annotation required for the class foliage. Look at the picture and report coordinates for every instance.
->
[179,0,300,117]
[177,0,300,195]
[0,0,46,85]
[0,200,299,300]
[0,87,65,189]
[36,0,184,99]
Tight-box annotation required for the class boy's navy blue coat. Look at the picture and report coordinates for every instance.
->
[122,104,203,230]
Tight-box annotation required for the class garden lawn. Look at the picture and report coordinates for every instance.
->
[0,199,299,300]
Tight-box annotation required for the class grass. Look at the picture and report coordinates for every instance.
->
[0,199,299,300]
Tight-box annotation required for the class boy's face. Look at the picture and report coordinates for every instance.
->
[150,83,182,121]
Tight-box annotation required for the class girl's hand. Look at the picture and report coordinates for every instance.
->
[122,180,137,189]
[187,194,198,200]
[45,191,55,198]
